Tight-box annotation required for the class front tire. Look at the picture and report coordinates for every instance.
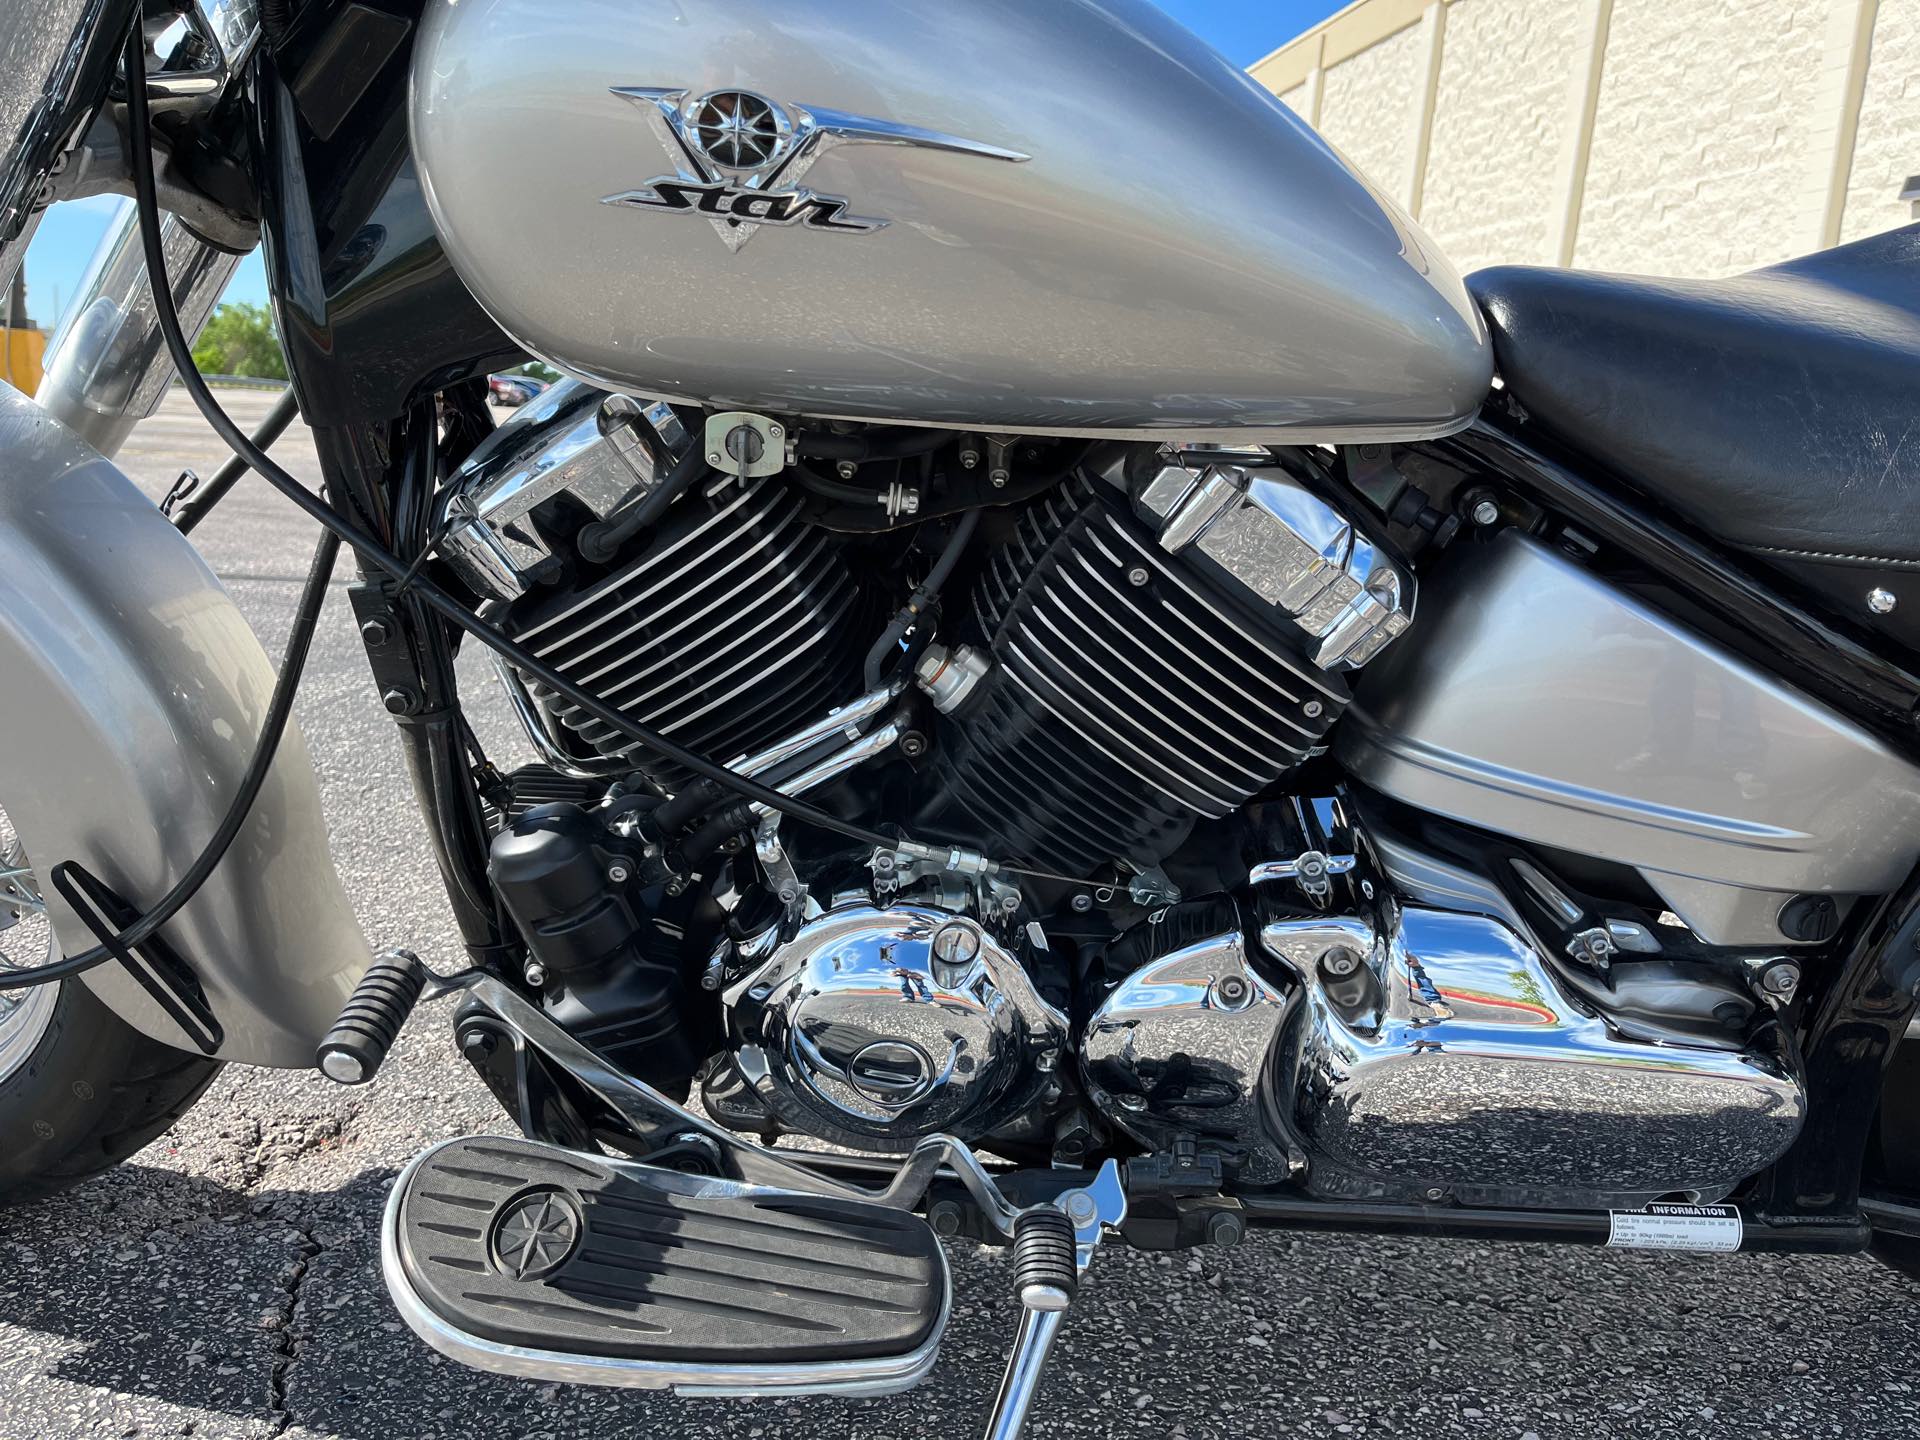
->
[0,976,221,1202]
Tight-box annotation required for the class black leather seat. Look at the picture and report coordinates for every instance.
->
[1469,224,1920,635]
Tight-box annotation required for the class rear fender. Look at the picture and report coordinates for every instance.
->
[0,384,372,1066]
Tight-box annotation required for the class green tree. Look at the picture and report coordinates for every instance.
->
[512,360,561,384]
[190,302,288,381]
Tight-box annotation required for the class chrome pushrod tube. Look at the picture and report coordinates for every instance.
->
[36,197,239,458]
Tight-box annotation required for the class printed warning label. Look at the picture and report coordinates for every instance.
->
[1606,1202,1743,1253]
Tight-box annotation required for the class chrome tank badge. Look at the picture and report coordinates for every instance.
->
[605,87,1029,251]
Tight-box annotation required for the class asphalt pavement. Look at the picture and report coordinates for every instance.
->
[0,389,1916,1440]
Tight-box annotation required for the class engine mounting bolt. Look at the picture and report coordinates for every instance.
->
[1471,498,1501,527]
[381,686,418,716]
[1126,566,1150,587]
[1320,947,1360,979]
[1869,587,1898,615]
[459,1028,497,1062]
[1064,1191,1099,1225]
[931,921,983,968]
[836,460,858,480]
[929,1200,965,1237]
[1303,700,1325,719]
[1207,1210,1246,1249]
[523,961,547,988]
[1214,974,1252,1007]
[1764,962,1802,995]
[607,862,631,883]
[359,617,391,647]
[1117,1093,1148,1112]
[1070,893,1094,914]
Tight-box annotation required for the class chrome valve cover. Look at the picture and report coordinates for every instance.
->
[1127,455,1413,670]
[726,905,1068,1151]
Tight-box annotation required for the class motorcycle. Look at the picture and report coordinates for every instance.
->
[1,0,1916,1433]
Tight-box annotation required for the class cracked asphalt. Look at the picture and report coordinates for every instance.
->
[2,391,1917,1440]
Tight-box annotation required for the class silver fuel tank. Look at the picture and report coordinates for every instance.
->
[410,0,1490,441]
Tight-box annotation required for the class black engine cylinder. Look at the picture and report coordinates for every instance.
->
[918,478,1348,875]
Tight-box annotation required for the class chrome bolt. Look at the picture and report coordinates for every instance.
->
[1303,700,1324,719]
[1117,1093,1148,1112]
[1126,566,1151,587]
[989,467,1010,489]
[1869,587,1898,615]
[1763,962,1802,996]
[1070,893,1094,914]
[1320,947,1360,979]
[607,862,630,883]
[707,451,723,464]
[1000,891,1021,915]
[874,852,897,874]
[1471,498,1500,527]
[960,449,979,470]
[777,885,799,906]
[1065,1191,1098,1225]
[523,961,547,988]
[1214,973,1252,1007]
[836,460,858,480]
[768,423,784,438]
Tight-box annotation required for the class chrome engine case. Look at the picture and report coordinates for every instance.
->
[1082,813,1807,1210]
[723,904,1069,1152]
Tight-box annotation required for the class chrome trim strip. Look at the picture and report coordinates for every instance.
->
[381,1137,950,1397]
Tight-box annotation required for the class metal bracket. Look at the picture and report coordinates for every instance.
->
[1249,850,1356,901]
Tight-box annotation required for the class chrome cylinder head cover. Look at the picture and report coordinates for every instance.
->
[725,905,1068,1150]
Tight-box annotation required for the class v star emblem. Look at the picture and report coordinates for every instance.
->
[603,87,1029,253]
[494,1192,581,1279]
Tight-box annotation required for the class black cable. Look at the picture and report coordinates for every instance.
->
[577,443,710,563]
[0,529,341,989]
[117,27,895,855]
[172,387,301,534]
[863,508,979,689]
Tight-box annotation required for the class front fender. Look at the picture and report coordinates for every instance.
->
[0,384,372,1066]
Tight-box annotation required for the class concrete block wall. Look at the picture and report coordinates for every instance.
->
[1253,0,1920,279]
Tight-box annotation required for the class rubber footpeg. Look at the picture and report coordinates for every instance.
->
[1011,1206,1078,1311]
[316,948,426,1084]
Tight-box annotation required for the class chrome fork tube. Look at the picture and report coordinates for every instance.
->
[36,198,239,457]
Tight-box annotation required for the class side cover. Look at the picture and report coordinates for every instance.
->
[0,385,372,1065]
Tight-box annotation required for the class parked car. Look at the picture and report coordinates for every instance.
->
[487,373,546,407]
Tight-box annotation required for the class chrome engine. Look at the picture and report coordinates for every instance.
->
[452,383,1809,1212]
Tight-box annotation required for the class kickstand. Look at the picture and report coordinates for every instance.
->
[982,1159,1127,1440]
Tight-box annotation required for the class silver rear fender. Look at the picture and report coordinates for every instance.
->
[0,383,372,1065]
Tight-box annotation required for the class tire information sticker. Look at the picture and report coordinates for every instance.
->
[1606,1202,1742,1252]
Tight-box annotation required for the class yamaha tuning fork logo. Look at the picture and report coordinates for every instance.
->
[604,86,1028,252]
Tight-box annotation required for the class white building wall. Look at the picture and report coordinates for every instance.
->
[1250,0,1918,279]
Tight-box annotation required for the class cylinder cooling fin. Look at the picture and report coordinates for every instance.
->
[502,474,871,792]
[921,477,1348,875]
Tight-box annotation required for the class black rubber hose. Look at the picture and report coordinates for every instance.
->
[673,801,759,870]
[796,427,952,462]
[863,508,980,689]
[577,443,710,563]
[0,528,340,989]
[172,387,300,534]
[115,27,897,856]
[646,777,727,842]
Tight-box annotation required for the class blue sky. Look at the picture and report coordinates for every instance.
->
[18,1,1342,329]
